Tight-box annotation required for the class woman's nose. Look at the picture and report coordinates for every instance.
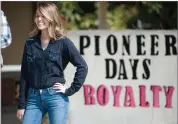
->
[38,16,42,21]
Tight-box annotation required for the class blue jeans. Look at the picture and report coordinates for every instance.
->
[22,87,69,124]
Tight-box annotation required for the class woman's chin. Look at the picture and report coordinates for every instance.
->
[37,27,47,31]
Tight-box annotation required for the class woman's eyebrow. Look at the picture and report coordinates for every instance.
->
[35,14,41,16]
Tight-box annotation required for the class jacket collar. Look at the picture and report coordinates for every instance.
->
[34,35,56,50]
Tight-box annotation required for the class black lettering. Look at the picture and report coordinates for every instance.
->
[122,35,130,55]
[129,59,139,79]
[80,35,90,55]
[94,36,100,55]
[137,35,146,55]
[142,59,151,79]
[105,59,117,79]
[118,59,128,79]
[106,35,118,55]
[165,35,177,55]
[151,35,159,55]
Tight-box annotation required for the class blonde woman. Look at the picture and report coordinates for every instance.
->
[16,2,88,124]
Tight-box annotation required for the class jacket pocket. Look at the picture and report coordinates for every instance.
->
[27,52,35,63]
[49,50,60,61]
[26,52,36,71]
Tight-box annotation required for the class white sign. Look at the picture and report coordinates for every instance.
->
[64,30,177,124]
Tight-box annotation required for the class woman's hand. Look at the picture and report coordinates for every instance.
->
[53,82,66,93]
[16,109,25,121]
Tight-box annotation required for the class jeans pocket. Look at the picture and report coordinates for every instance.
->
[47,87,69,103]
[48,88,58,95]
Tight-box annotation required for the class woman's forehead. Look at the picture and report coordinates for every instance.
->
[36,9,43,15]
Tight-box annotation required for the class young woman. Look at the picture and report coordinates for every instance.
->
[16,2,88,124]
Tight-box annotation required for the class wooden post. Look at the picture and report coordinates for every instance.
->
[98,1,108,29]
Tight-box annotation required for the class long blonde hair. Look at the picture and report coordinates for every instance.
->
[30,2,66,40]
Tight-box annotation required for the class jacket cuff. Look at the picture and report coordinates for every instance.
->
[18,104,26,109]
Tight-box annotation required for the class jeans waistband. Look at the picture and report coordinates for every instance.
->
[29,86,54,94]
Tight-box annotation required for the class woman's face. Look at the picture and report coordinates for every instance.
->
[35,9,49,31]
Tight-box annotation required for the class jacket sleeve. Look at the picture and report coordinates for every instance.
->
[18,43,29,109]
[63,38,88,96]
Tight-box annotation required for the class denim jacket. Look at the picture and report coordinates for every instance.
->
[18,36,88,109]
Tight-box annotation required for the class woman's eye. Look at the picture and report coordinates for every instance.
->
[35,15,46,19]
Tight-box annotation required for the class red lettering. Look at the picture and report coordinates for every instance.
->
[97,85,109,106]
[83,85,96,105]
[164,86,175,108]
[151,85,162,108]
[124,86,136,107]
[139,85,150,107]
[83,84,174,109]
[111,86,122,107]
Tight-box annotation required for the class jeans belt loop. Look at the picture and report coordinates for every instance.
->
[47,87,50,93]
[33,88,35,94]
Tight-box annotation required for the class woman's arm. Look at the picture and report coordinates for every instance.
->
[63,38,88,96]
[18,43,29,109]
